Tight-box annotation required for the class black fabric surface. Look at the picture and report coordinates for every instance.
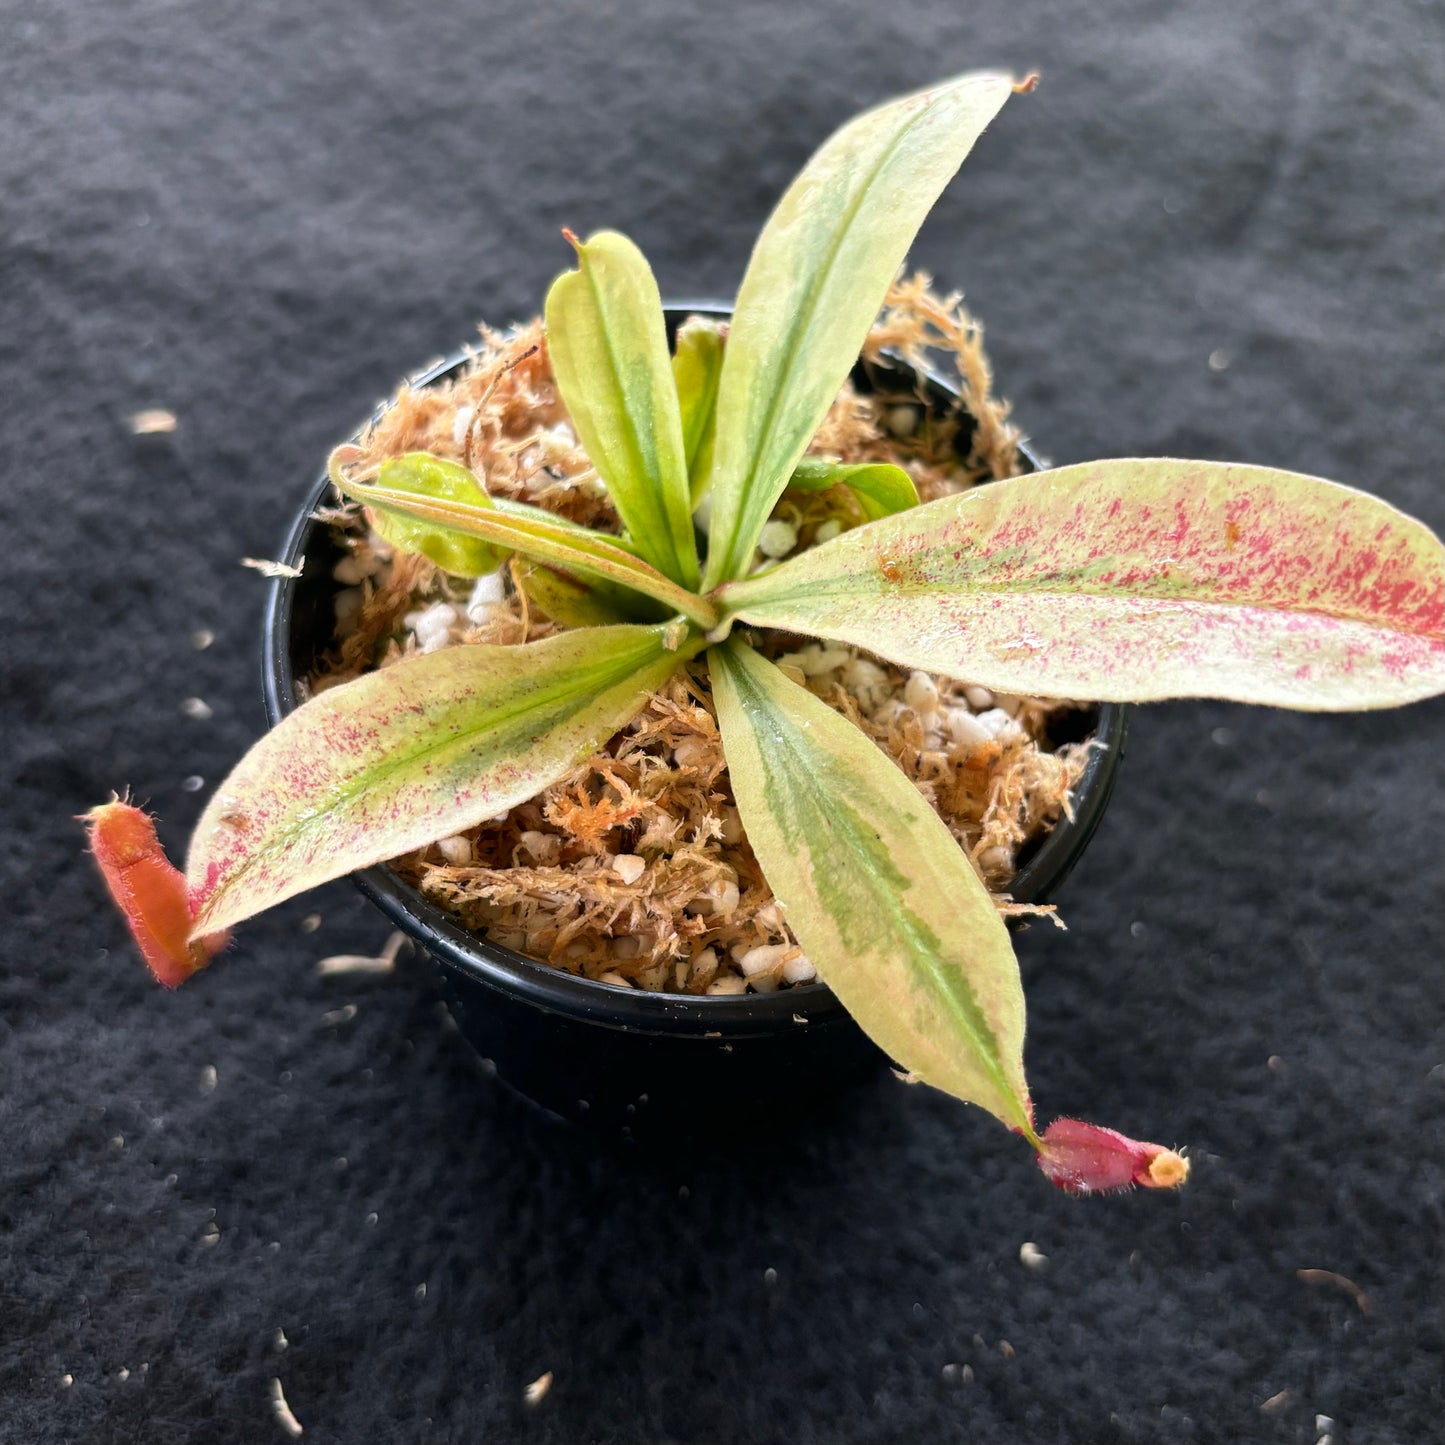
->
[3,3,1442,1442]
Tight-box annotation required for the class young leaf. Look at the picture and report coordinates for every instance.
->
[364,453,510,578]
[700,71,1016,588]
[186,625,700,936]
[337,472,717,629]
[671,315,725,500]
[512,557,665,627]
[717,459,1445,709]
[544,231,700,588]
[789,458,919,521]
[331,446,651,555]
[709,637,1035,1135]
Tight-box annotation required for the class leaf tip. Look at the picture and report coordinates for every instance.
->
[1035,1117,1189,1196]
[1012,72,1041,95]
[560,226,582,252]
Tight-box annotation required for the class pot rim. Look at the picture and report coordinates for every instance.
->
[261,304,1128,1040]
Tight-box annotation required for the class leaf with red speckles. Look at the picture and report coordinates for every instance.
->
[185,625,699,937]
[1036,1118,1190,1195]
[717,459,1445,710]
[85,801,228,987]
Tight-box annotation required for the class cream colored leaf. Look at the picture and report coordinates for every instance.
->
[701,71,1015,587]
[709,637,1034,1133]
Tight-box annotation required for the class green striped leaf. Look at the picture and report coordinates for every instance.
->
[700,71,1015,588]
[717,459,1445,709]
[789,457,919,521]
[709,637,1034,1134]
[545,231,700,588]
[187,625,697,935]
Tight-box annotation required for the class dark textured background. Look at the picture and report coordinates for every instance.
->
[3,2,1442,1442]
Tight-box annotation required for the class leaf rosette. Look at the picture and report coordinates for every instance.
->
[86,71,1445,1194]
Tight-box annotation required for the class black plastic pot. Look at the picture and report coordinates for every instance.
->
[261,305,1128,1138]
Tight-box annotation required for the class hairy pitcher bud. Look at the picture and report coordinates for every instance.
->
[84,800,228,987]
[1035,1118,1190,1195]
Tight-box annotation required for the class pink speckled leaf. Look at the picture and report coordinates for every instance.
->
[186,625,696,936]
[717,459,1445,709]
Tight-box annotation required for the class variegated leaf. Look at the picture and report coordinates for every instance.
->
[709,637,1034,1133]
[717,459,1445,709]
[545,231,700,587]
[700,71,1015,588]
[187,626,697,935]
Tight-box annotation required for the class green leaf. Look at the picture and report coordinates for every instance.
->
[700,72,1015,589]
[367,453,509,578]
[513,557,665,627]
[544,231,700,588]
[716,459,1445,709]
[789,457,920,521]
[336,469,718,630]
[671,315,725,501]
[187,625,699,936]
[490,496,649,558]
[709,637,1035,1134]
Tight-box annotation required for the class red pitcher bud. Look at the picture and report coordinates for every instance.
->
[1036,1117,1189,1195]
[84,800,228,987]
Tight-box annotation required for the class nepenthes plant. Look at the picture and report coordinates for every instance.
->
[87,71,1445,1194]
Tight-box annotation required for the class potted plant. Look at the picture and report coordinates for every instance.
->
[86,70,1445,1195]
[252,305,1130,1145]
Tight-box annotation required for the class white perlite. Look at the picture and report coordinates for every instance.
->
[407,602,461,653]
[757,519,799,558]
[611,853,646,885]
[436,835,473,866]
[466,570,508,623]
